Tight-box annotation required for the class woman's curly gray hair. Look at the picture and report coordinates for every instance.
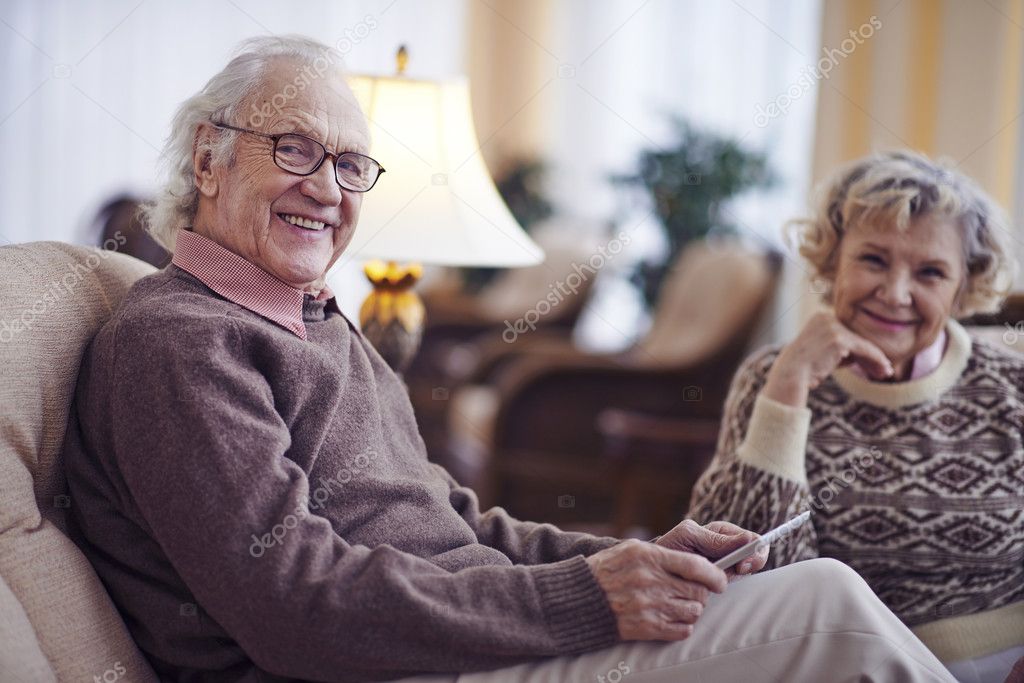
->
[142,35,345,252]
[789,150,1019,317]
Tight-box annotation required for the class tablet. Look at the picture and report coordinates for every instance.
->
[713,511,812,570]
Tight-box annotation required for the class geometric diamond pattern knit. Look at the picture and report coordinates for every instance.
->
[688,321,1023,662]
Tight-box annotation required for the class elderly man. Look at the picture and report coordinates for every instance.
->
[62,35,954,682]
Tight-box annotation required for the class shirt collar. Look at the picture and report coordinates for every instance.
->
[908,327,947,379]
[171,229,337,340]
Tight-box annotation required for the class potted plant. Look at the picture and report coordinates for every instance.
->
[614,118,775,306]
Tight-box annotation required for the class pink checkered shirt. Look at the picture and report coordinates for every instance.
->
[171,229,335,340]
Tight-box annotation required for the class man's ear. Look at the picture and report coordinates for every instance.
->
[192,124,219,198]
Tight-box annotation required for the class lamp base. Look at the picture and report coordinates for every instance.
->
[359,260,425,375]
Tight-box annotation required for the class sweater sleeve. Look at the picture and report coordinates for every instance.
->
[102,314,618,681]
[687,347,819,568]
[429,463,621,563]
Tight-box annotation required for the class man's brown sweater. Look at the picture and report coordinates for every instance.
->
[62,265,620,682]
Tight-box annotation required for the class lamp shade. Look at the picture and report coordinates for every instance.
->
[345,74,544,267]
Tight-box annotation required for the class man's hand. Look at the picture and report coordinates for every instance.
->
[585,539,727,641]
[655,519,769,577]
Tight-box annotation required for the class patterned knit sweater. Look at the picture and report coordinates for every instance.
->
[689,320,1024,663]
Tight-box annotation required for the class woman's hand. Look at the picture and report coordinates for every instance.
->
[585,539,727,641]
[763,311,893,407]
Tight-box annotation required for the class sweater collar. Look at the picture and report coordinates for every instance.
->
[848,327,947,381]
[832,319,972,408]
[171,229,339,340]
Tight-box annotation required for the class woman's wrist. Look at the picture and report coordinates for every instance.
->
[762,364,809,407]
[735,392,812,483]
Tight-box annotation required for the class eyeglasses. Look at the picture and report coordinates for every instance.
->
[212,122,385,192]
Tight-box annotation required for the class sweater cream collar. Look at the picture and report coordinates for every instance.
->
[832,320,972,408]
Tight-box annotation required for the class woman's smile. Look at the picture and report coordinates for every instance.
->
[857,307,919,332]
[832,213,966,375]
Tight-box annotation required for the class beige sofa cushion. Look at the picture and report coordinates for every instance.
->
[0,241,158,682]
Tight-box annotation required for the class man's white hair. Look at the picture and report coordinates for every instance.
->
[143,35,346,252]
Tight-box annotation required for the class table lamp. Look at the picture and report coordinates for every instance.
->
[346,48,544,373]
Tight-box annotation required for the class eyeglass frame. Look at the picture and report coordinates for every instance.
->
[211,121,385,192]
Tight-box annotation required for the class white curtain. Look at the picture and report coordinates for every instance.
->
[0,0,465,241]
[1,0,821,335]
[0,0,467,316]
[535,0,822,347]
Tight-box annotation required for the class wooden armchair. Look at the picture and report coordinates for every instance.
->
[963,292,1024,354]
[598,291,1024,535]
[405,238,599,461]
[447,241,782,534]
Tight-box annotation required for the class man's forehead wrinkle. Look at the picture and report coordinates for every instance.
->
[271,107,325,137]
[264,106,369,156]
[247,64,370,152]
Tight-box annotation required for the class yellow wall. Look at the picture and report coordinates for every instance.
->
[464,0,555,178]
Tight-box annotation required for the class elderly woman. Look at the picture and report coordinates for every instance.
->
[689,150,1024,682]
[62,36,953,682]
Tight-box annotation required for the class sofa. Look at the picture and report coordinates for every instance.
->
[0,241,158,681]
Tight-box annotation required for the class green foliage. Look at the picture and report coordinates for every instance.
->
[495,159,554,232]
[614,118,775,305]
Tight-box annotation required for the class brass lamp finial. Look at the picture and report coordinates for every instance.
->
[396,45,408,75]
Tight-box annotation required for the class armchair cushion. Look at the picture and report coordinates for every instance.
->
[0,241,158,681]
[637,241,774,366]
